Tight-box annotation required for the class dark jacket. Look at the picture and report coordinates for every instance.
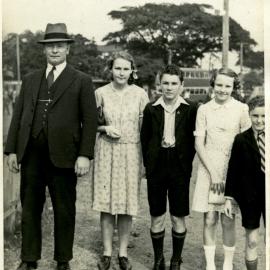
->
[225,128,265,207]
[140,99,197,179]
[5,64,98,168]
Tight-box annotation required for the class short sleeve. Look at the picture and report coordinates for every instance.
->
[240,104,251,132]
[139,90,149,118]
[193,105,206,137]
[94,88,102,108]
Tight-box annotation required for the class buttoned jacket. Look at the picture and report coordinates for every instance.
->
[5,64,97,168]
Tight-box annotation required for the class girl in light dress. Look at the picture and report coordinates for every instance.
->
[192,68,251,270]
[92,51,149,270]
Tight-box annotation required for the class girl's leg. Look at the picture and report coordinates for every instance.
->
[118,214,132,257]
[245,228,259,270]
[100,212,115,256]
[221,213,236,270]
[203,211,219,270]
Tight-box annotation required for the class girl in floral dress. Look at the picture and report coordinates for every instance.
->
[192,68,251,270]
[92,52,149,270]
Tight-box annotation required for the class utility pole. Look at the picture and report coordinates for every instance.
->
[222,0,229,69]
[240,42,244,73]
[168,48,172,65]
[16,34,21,81]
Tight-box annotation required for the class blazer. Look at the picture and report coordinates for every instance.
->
[140,99,197,178]
[225,128,265,208]
[5,64,98,168]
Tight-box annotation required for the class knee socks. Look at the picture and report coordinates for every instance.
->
[203,245,216,270]
[171,229,186,263]
[245,258,258,270]
[223,245,235,270]
[150,229,165,262]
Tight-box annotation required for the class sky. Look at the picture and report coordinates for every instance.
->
[2,0,264,50]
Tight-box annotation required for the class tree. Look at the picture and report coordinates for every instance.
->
[242,50,264,70]
[242,70,264,91]
[2,30,106,80]
[103,3,257,67]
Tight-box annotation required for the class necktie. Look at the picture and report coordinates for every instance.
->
[257,131,265,173]
[47,66,55,89]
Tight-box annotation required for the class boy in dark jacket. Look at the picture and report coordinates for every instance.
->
[140,65,197,270]
[224,96,265,270]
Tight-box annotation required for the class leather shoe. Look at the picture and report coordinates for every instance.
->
[118,256,132,270]
[16,261,37,270]
[56,262,71,270]
[153,256,165,270]
[97,256,111,270]
[169,258,183,270]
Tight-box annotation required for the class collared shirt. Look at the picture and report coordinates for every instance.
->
[153,96,189,148]
[46,61,66,82]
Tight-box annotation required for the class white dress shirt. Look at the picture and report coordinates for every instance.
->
[46,61,67,82]
[153,96,189,148]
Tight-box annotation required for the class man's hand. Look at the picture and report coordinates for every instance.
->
[74,156,90,177]
[7,153,20,173]
[224,199,233,219]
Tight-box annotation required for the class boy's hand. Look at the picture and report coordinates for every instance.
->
[224,199,233,219]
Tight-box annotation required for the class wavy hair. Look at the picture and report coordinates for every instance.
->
[160,64,184,84]
[106,51,138,85]
[210,68,241,91]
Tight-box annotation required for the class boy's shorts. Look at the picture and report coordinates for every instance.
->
[147,147,190,217]
[240,188,265,230]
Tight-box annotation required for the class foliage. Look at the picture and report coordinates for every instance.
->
[2,30,106,80]
[103,3,257,67]
[242,70,264,91]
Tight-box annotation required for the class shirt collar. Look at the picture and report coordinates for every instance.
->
[47,61,67,73]
[153,95,188,113]
[210,97,235,110]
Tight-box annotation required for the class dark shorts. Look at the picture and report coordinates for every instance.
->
[147,148,190,217]
[240,188,265,230]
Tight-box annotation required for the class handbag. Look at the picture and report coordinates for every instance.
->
[208,189,225,205]
[97,105,105,125]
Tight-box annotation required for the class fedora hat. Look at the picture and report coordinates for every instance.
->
[38,23,74,44]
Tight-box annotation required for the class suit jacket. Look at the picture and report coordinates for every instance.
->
[140,99,197,179]
[5,64,98,168]
[225,128,265,209]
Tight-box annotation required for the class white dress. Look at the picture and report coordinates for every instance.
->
[92,83,149,216]
[192,98,251,213]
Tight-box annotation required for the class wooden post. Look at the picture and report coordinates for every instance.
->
[16,34,21,82]
[222,0,229,69]
[168,48,172,65]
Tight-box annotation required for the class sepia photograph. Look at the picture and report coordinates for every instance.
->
[1,0,268,269]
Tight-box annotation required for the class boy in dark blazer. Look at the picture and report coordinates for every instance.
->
[5,23,97,270]
[224,96,265,270]
[140,65,197,270]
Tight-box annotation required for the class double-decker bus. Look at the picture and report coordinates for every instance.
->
[181,68,211,103]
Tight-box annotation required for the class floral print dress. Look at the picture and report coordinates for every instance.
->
[92,83,149,216]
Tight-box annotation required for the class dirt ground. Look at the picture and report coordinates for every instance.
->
[4,158,266,270]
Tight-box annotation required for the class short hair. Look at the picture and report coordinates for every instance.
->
[106,51,137,84]
[210,68,241,90]
[160,64,184,84]
[247,95,265,112]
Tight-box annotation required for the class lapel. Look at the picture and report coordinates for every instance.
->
[50,64,77,107]
[242,128,260,164]
[32,69,46,105]
[152,104,164,136]
[175,103,188,130]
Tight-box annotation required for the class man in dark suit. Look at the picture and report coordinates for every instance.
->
[224,96,265,270]
[5,23,97,270]
[140,65,197,270]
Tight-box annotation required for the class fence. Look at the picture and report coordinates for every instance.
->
[3,156,21,235]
